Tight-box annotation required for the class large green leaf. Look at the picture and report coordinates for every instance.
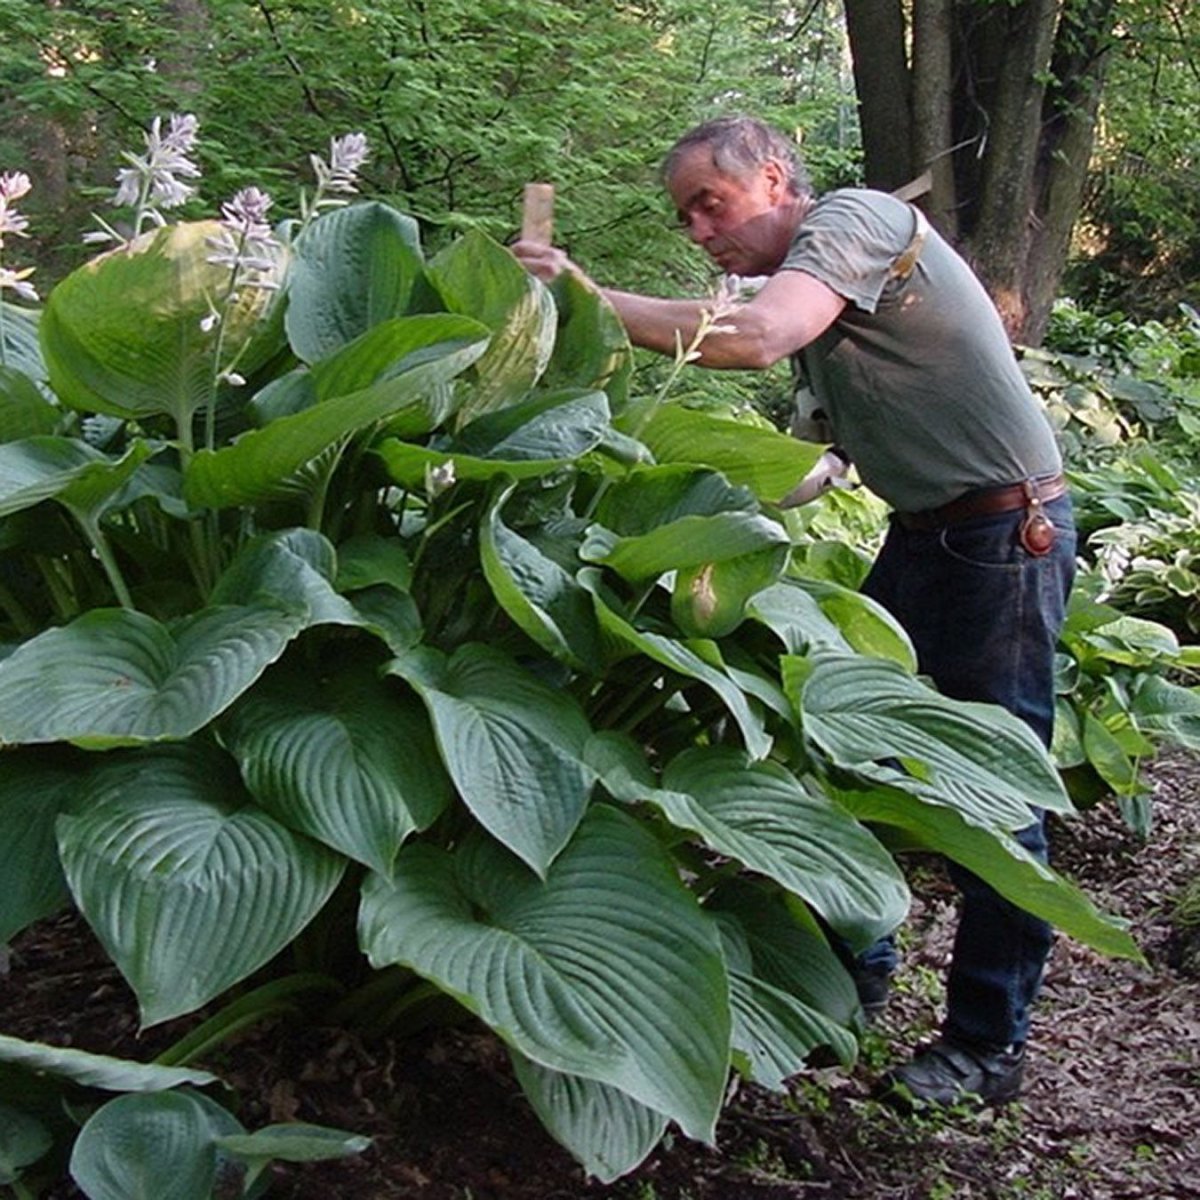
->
[0,1034,217,1092]
[509,1053,667,1183]
[0,1103,52,1186]
[0,436,150,520]
[0,300,45,381]
[386,644,594,876]
[580,569,771,760]
[584,510,790,584]
[184,316,489,508]
[480,482,601,670]
[377,389,612,487]
[593,464,758,534]
[542,272,632,410]
[285,202,425,363]
[0,604,305,748]
[1129,674,1200,749]
[0,366,60,440]
[749,576,916,669]
[636,405,824,503]
[708,880,861,1028]
[727,967,857,1091]
[215,1124,371,1191]
[69,1089,242,1200]
[222,660,451,877]
[211,527,361,627]
[57,743,345,1025]
[40,221,279,424]
[430,230,557,425]
[0,751,75,943]
[796,654,1072,828]
[603,744,907,950]
[359,805,730,1143]
[830,780,1143,960]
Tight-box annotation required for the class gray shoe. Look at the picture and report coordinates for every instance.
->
[877,1038,1025,1109]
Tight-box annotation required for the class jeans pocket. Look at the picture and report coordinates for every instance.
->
[938,514,1025,570]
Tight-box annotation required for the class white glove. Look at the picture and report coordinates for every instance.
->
[779,449,853,508]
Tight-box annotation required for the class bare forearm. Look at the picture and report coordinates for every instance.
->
[599,288,777,370]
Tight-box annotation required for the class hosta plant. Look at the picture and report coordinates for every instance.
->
[0,127,1138,1191]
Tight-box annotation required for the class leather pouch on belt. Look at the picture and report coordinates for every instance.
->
[1017,504,1056,554]
[1018,482,1056,556]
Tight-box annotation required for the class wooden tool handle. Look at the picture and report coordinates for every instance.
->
[521,183,555,246]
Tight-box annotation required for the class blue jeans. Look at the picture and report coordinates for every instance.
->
[859,495,1076,1048]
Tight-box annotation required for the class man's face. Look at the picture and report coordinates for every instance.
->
[667,144,793,276]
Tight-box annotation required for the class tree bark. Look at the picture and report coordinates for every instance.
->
[911,0,957,238]
[843,0,913,191]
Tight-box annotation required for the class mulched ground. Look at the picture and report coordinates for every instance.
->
[4,753,1198,1199]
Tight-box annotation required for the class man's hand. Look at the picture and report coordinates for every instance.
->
[509,239,594,288]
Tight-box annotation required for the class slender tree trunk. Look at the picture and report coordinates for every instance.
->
[911,0,957,238]
[843,0,912,191]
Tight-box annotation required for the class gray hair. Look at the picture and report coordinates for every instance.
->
[663,116,810,198]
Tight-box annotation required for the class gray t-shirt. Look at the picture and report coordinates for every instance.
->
[782,188,1061,512]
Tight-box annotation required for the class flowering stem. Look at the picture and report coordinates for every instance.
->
[75,513,135,610]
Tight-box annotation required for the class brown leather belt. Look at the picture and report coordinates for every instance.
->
[896,473,1067,532]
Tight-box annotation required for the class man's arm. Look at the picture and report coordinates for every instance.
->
[510,240,846,369]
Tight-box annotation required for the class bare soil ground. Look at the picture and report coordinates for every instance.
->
[4,753,1199,1200]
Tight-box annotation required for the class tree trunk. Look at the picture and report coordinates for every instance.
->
[843,0,912,191]
[845,0,1121,345]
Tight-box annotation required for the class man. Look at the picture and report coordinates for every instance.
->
[511,115,1076,1109]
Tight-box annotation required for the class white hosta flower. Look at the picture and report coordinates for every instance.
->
[219,370,246,387]
[199,311,220,333]
[0,265,39,303]
[308,132,369,212]
[100,113,201,243]
[0,171,33,248]
[206,186,281,285]
[425,460,457,498]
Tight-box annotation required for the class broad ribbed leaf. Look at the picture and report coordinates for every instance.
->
[215,1125,371,1164]
[580,569,771,760]
[637,405,823,502]
[0,437,150,520]
[585,511,790,584]
[41,222,279,423]
[377,389,611,487]
[430,230,557,425]
[797,654,1073,826]
[211,528,361,627]
[830,780,1142,959]
[0,300,45,381]
[727,968,857,1090]
[709,880,863,1028]
[335,533,412,593]
[593,464,758,534]
[359,805,730,1142]
[0,1103,51,1185]
[750,578,916,669]
[642,747,907,950]
[509,1053,667,1183]
[386,644,594,875]
[57,743,345,1025]
[184,317,489,508]
[69,1089,242,1200]
[0,1034,217,1092]
[0,752,75,943]
[0,366,59,440]
[223,661,451,876]
[286,202,425,363]
[542,272,632,410]
[0,605,304,748]
[1129,674,1200,748]
[481,483,600,670]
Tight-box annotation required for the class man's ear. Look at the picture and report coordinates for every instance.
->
[763,158,788,202]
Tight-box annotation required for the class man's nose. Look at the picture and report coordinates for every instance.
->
[684,214,714,245]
